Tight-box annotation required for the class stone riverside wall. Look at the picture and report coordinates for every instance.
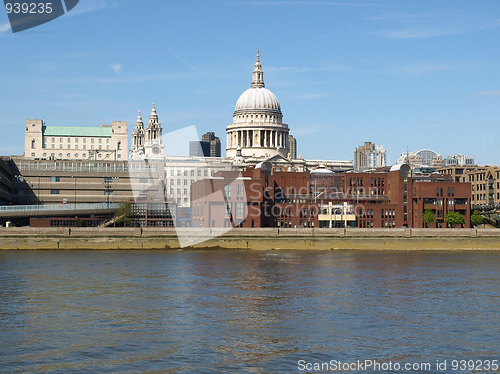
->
[1,227,500,250]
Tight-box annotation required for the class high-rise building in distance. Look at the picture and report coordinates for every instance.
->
[201,132,221,157]
[288,135,297,159]
[188,132,221,158]
[354,142,386,170]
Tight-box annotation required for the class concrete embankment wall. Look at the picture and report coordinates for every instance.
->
[1,227,500,250]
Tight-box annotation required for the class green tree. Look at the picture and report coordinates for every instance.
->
[75,218,85,227]
[114,202,132,227]
[444,211,465,227]
[422,208,436,227]
[470,210,483,227]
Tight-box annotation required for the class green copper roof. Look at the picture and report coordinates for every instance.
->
[42,126,112,137]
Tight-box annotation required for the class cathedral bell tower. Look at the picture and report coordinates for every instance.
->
[144,103,165,160]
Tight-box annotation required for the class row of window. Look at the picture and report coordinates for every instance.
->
[472,182,500,191]
[474,193,500,201]
[40,152,122,159]
[169,169,211,177]
[50,137,110,144]
[436,187,455,197]
[47,144,113,150]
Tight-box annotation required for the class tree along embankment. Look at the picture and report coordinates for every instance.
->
[1,227,500,250]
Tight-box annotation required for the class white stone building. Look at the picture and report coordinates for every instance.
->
[129,103,165,160]
[226,51,291,159]
[24,119,128,161]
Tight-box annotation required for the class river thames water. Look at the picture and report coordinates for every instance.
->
[0,250,498,373]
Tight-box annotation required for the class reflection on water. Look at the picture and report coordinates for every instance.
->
[0,250,498,373]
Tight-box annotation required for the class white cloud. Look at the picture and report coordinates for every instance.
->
[375,27,457,39]
[475,90,500,97]
[66,0,123,16]
[237,1,380,7]
[110,63,122,74]
[0,22,11,34]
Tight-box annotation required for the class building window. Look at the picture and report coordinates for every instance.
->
[52,144,55,149]
[82,153,87,158]
[60,138,63,143]
[107,139,110,144]
[74,153,78,158]
[99,138,102,144]
[75,138,78,143]
[117,141,121,150]
[67,145,70,149]
[117,154,121,159]
[67,138,71,143]
[52,138,55,143]
[83,145,86,149]
[91,138,94,143]
[31,140,35,149]
[51,176,60,182]
[83,138,86,143]
[99,145,102,150]
[67,153,71,158]
[75,145,78,149]
[51,189,60,195]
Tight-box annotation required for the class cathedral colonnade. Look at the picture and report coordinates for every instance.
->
[227,129,289,149]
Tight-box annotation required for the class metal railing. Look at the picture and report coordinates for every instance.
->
[0,203,120,212]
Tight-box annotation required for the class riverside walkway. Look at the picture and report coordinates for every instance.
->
[0,227,500,250]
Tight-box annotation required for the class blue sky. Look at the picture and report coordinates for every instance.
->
[1,0,500,165]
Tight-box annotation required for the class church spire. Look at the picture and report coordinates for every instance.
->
[136,110,144,129]
[251,49,265,88]
[149,103,158,124]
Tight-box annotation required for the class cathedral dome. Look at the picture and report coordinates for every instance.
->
[234,87,281,113]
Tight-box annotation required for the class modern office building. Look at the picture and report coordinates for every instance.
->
[189,132,222,158]
[164,156,235,207]
[397,149,443,168]
[0,157,13,205]
[24,119,128,161]
[7,157,164,206]
[354,142,386,170]
[189,141,211,157]
[439,165,500,208]
[288,135,297,159]
[443,154,475,167]
[202,132,221,157]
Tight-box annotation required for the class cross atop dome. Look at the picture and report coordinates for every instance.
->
[252,49,265,88]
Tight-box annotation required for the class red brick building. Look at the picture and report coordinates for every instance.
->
[191,164,316,228]
[191,163,472,229]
